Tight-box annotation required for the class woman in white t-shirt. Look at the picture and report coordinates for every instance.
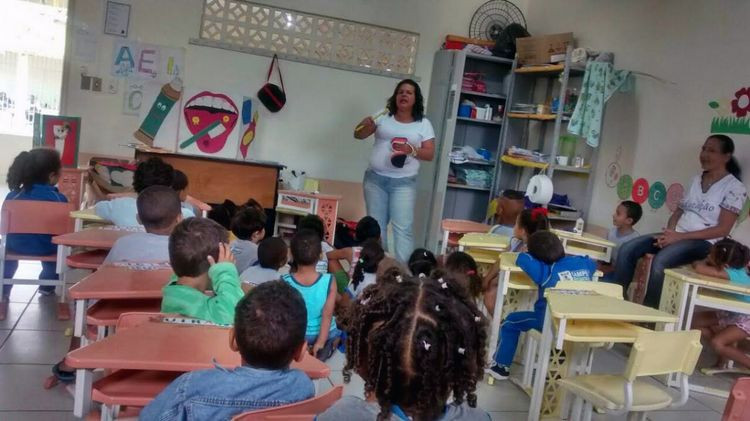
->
[613,135,747,308]
[354,79,435,262]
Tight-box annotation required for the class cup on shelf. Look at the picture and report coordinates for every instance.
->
[555,156,569,166]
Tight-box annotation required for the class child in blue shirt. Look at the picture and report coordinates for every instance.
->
[3,148,67,299]
[691,238,750,370]
[488,231,597,380]
[141,280,314,420]
[94,157,194,227]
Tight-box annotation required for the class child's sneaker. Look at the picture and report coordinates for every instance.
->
[486,364,510,380]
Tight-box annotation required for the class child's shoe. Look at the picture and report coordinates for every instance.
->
[486,363,510,380]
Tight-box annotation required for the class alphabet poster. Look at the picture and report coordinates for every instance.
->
[176,88,242,159]
[112,40,184,82]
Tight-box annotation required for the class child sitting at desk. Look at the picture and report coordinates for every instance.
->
[2,148,67,300]
[240,237,288,286]
[327,216,381,292]
[229,203,267,273]
[482,208,550,315]
[282,229,340,361]
[94,157,194,227]
[318,274,489,421]
[142,281,314,420]
[103,186,182,264]
[162,218,245,325]
[600,200,642,279]
[691,238,750,369]
[490,189,525,237]
[488,231,597,380]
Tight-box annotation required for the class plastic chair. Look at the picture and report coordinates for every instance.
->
[87,301,163,340]
[723,377,750,421]
[558,330,702,421]
[0,200,75,320]
[231,386,344,420]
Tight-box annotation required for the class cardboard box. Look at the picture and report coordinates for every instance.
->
[516,32,574,65]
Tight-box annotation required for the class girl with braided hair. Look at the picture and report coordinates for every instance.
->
[318,274,490,421]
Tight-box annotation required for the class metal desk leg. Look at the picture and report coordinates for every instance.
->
[74,299,86,338]
[528,309,553,421]
[441,230,449,255]
[488,269,510,363]
[73,368,93,417]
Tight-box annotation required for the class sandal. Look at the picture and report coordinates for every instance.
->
[51,362,75,383]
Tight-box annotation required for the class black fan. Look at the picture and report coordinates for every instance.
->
[469,0,526,41]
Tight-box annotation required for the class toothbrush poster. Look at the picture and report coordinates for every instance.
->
[176,88,242,159]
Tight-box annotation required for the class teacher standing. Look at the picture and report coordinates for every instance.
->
[613,135,747,308]
[354,79,435,262]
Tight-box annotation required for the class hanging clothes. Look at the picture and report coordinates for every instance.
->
[568,62,632,147]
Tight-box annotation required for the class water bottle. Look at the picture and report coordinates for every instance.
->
[574,217,585,236]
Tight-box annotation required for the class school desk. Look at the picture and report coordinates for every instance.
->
[53,226,139,275]
[486,253,603,365]
[660,267,750,397]
[527,292,677,421]
[551,228,616,263]
[457,232,509,265]
[65,320,331,417]
[440,219,491,255]
[70,208,110,231]
[68,266,172,341]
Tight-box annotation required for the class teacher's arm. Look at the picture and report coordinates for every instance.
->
[413,139,435,161]
[657,208,738,247]
[354,116,376,139]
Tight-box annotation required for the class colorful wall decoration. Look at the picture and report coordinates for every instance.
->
[709,86,750,135]
[135,81,182,149]
[33,115,81,168]
[112,41,184,83]
[176,88,242,159]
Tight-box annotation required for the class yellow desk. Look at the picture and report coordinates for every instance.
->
[552,229,616,263]
[70,208,110,231]
[458,233,509,266]
[528,292,677,421]
[660,267,750,396]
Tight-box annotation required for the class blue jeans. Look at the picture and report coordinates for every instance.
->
[493,311,543,367]
[2,260,57,297]
[611,234,711,308]
[363,170,416,263]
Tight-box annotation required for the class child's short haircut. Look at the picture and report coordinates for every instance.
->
[527,231,565,265]
[355,216,381,243]
[712,238,750,269]
[501,189,525,200]
[258,237,288,270]
[297,214,325,241]
[234,280,307,369]
[137,185,181,231]
[169,218,228,277]
[620,200,643,225]
[172,169,188,191]
[408,248,437,277]
[290,229,322,266]
[231,206,267,240]
[133,157,175,193]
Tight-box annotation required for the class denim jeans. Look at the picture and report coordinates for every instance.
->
[493,310,543,367]
[611,234,711,308]
[2,260,57,297]
[363,169,416,263]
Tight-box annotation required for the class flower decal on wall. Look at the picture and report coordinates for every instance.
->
[731,87,750,118]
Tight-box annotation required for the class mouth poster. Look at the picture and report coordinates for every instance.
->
[177,89,242,159]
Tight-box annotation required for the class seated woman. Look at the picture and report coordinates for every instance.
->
[613,135,747,308]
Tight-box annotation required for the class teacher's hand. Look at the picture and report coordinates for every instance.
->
[354,116,376,139]
[391,142,414,155]
[654,229,683,248]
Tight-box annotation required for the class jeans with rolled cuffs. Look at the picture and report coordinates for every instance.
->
[363,169,416,263]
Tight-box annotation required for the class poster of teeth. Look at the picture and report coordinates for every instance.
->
[177,89,242,159]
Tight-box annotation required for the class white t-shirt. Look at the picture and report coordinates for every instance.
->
[368,115,435,178]
[104,232,170,264]
[240,266,281,286]
[607,227,640,264]
[677,174,747,242]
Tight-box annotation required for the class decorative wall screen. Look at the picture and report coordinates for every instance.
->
[190,0,420,80]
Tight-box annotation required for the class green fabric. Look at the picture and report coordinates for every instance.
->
[568,61,631,147]
[161,262,244,325]
[333,269,350,294]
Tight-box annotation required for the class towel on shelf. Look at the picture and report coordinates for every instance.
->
[568,61,632,147]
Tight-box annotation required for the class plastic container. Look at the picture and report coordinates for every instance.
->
[458,104,472,117]
[559,135,577,161]
[574,218,585,235]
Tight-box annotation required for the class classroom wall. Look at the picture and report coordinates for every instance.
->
[64,0,528,184]
[525,0,750,233]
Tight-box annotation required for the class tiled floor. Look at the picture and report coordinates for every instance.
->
[0,262,734,420]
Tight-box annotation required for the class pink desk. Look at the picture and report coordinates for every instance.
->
[66,321,331,417]
[68,266,172,339]
[52,227,136,249]
[440,219,491,254]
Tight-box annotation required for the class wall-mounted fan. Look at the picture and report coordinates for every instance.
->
[469,0,527,41]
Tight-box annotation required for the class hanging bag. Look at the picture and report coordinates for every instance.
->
[257,54,286,112]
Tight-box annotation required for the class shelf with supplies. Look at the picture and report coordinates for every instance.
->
[507,112,570,121]
[460,90,507,100]
[447,183,491,192]
[450,159,495,167]
[552,165,590,174]
[500,155,549,170]
[514,63,585,76]
[456,116,503,126]
[465,52,514,65]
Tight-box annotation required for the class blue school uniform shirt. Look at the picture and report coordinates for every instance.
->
[726,267,750,303]
[517,253,597,314]
[5,184,68,256]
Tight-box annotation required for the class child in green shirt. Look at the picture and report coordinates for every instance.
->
[162,218,245,325]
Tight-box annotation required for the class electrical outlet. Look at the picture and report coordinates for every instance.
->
[106,78,119,94]
[80,75,91,90]
[92,77,102,92]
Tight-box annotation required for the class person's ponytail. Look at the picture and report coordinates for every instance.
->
[709,134,742,181]
[727,156,742,181]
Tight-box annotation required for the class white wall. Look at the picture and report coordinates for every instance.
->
[525,0,750,233]
[65,0,527,182]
